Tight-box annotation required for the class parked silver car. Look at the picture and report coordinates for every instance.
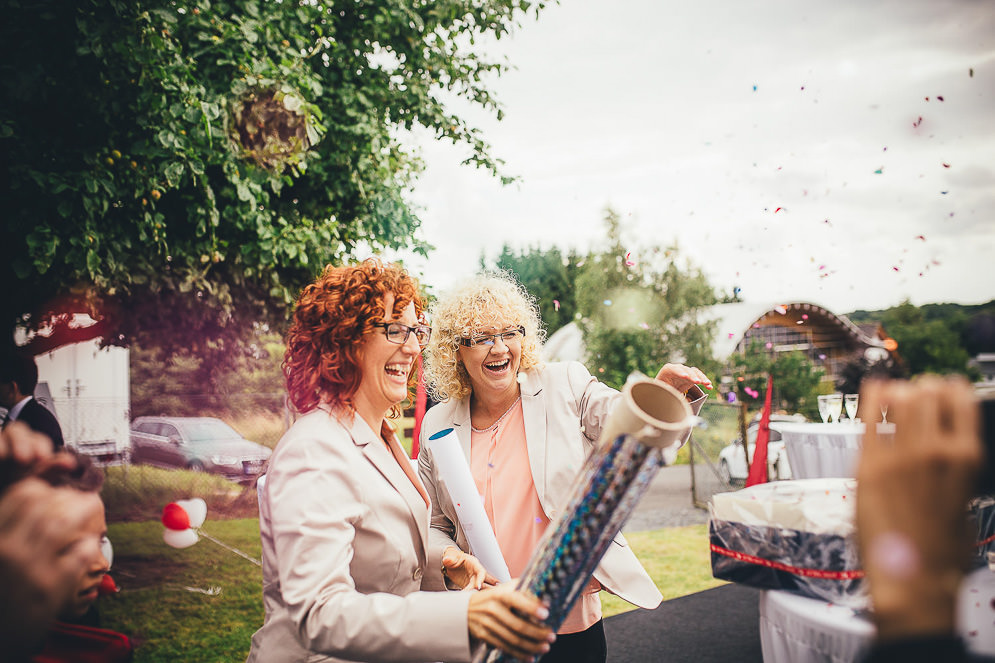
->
[130,416,271,481]
[717,414,807,484]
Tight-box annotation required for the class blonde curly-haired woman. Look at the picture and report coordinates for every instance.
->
[418,271,710,663]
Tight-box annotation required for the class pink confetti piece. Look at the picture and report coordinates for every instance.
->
[553,299,560,311]
[937,95,944,101]
[639,322,650,330]
[624,252,636,266]
[728,332,735,339]
[802,314,809,320]
[915,235,926,241]
[765,342,773,349]
[913,116,923,127]
[774,207,783,213]
[892,266,900,272]
[942,163,951,168]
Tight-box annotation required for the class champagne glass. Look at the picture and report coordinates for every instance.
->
[817,395,831,423]
[844,394,859,422]
[827,393,843,423]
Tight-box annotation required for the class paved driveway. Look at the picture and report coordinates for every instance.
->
[623,464,709,531]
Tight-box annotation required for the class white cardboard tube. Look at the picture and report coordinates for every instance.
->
[426,428,512,583]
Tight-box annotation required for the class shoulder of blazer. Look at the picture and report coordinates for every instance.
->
[532,361,593,398]
[421,398,459,431]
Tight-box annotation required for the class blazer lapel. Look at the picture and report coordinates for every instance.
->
[346,414,430,562]
[520,368,549,508]
[447,398,473,461]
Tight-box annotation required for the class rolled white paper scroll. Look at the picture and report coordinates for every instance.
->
[426,427,512,583]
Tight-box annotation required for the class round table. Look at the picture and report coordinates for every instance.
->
[758,566,995,662]
[777,422,864,480]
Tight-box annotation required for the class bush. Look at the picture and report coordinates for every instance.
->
[102,465,258,523]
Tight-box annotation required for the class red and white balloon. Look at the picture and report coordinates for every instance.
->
[161,498,208,549]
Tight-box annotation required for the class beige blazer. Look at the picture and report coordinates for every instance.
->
[247,407,471,663]
[417,361,706,610]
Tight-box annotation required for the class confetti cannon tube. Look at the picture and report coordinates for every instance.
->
[473,378,693,663]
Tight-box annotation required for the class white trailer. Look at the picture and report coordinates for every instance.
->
[35,335,130,465]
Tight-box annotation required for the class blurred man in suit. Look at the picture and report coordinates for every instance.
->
[0,350,64,450]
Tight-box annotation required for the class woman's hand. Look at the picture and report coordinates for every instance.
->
[467,585,554,660]
[442,547,497,590]
[655,363,712,395]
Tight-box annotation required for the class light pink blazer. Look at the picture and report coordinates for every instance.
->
[418,361,706,610]
[247,407,470,663]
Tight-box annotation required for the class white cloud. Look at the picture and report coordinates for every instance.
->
[395,0,995,313]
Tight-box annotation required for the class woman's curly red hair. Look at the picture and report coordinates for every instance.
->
[284,259,424,415]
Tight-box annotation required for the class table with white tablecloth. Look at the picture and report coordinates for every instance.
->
[759,566,995,662]
[777,422,864,480]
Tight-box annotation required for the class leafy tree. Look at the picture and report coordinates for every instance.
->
[491,244,579,334]
[573,209,719,389]
[130,329,285,418]
[881,302,976,378]
[1,0,545,365]
[730,341,824,419]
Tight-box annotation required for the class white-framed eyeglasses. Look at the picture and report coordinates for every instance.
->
[460,326,526,347]
[371,322,431,347]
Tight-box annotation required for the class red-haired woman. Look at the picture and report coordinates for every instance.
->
[247,259,553,663]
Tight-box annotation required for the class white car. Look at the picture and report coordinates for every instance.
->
[717,414,807,484]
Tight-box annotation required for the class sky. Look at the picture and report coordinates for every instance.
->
[389,0,995,315]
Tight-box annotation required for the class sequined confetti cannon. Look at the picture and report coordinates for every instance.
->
[472,377,695,663]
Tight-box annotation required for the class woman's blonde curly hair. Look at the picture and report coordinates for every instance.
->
[424,271,546,402]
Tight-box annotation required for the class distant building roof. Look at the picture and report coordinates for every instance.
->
[542,301,892,368]
[701,301,887,361]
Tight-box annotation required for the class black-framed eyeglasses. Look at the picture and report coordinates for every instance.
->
[371,322,432,347]
[459,326,526,347]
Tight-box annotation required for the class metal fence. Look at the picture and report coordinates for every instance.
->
[687,401,742,509]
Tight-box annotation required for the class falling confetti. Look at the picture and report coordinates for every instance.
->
[639,322,650,330]
[728,332,735,339]
[937,95,944,101]
[553,299,560,311]
[913,116,923,127]
[915,235,926,241]
[726,392,737,404]
[603,299,612,306]
[819,354,827,360]
[774,207,784,213]
[942,163,951,168]
[753,84,758,91]
[765,342,773,349]
[892,266,900,272]
[624,252,636,266]
[874,167,883,174]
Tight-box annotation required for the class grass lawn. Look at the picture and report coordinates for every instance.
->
[101,520,720,662]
